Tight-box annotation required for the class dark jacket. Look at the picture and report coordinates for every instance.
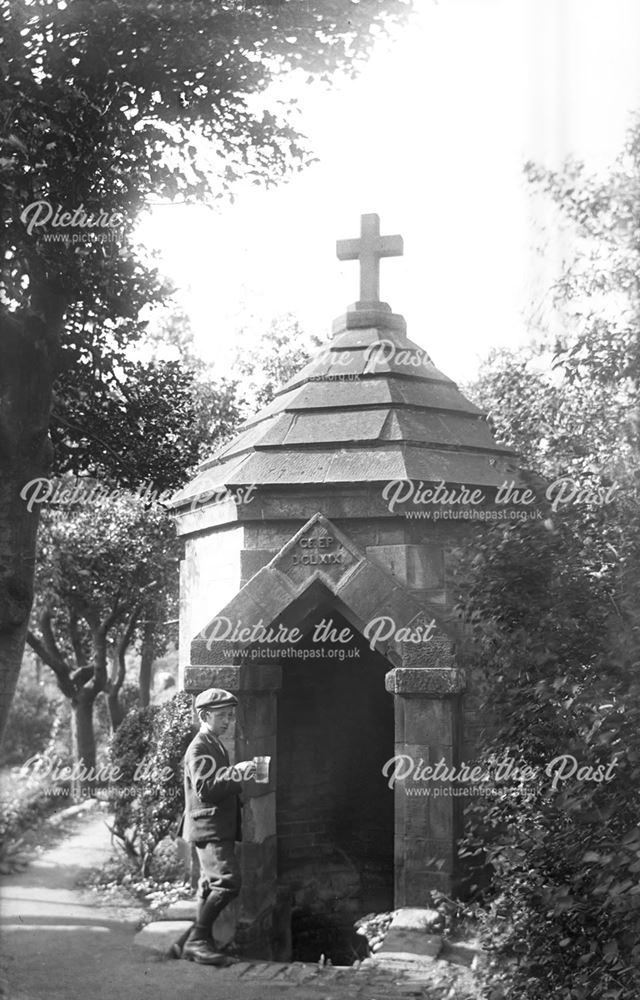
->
[178,729,243,843]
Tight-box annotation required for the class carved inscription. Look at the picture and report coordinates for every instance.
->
[291,534,346,566]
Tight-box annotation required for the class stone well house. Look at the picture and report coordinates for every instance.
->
[168,215,524,959]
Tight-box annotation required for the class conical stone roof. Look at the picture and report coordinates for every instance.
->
[170,311,519,511]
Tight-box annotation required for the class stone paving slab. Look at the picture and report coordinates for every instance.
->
[220,956,448,995]
[240,962,290,980]
[378,934,443,958]
[134,920,192,957]
[157,899,196,921]
[388,908,444,933]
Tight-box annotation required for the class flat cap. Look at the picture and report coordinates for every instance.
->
[194,688,238,712]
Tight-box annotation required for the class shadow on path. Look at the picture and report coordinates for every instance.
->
[0,804,350,1000]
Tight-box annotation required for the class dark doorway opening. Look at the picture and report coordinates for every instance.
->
[276,608,394,964]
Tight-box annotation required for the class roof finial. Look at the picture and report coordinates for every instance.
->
[336,213,403,310]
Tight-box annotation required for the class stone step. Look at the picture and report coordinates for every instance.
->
[377,908,444,961]
[155,899,196,922]
[240,962,290,980]
[133,920,193,958]
[133,916,471,997]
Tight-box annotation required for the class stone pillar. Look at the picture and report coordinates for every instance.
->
[385,667,466,903]
[183,662,281,957]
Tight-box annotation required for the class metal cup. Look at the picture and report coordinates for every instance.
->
[253,755,271,783]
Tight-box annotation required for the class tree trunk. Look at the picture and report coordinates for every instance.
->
[106,690,125,732]
[71,689,97,795]
[139,621,155,708]
[0,301,63,747]
[0,618,29,742]
[0,443,49,749]
[106,605,140,729]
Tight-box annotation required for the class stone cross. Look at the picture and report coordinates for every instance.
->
[336,213,403,307]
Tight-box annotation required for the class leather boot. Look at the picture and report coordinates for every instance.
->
[181,938,232,965]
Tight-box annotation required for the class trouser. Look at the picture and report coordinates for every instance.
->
[190,840,241,942]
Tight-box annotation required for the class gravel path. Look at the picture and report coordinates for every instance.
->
[0,803,468,1000]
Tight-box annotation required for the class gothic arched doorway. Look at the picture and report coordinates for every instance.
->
[275,606,394,963]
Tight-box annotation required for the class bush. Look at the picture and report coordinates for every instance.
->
[94,682,141,749]
[455,507,640,1000]
[0,767,70,861]
[0,667,69,767]
[108,692,195,875]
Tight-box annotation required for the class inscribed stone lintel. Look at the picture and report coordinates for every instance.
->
[385,667,466,697]
[184,664,282,693]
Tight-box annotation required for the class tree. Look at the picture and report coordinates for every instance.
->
[0,0,413,743]
[455,124,640,999]
[233,312,324,409]
[24,302,310,744]
[45,317,248,714]
[26,493,178,774]
[51,358,206,489]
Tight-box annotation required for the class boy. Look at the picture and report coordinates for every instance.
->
[179,687,254,965]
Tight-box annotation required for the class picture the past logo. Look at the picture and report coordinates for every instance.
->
[381,476,618,515]
[199,614,436,653]
[20,201,124,236]
[381,752,619,792]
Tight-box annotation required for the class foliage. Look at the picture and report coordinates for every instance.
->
[0,766,68,864]
[0,666,67,767]
[2,0,413,419]
[472,343,637,520]
[94,682,140,745]
[26,493,180,766]
[457,122,640,1000]
[456,511,640,1000]
[108,692,195,875]
[233,312,325,410]
[51,358,206,493]
[25,296,321,768]
[34,496,177,635]
[0,0,412,747]
[52,307,247,488]
[189,376,245,462]
[148,307,323,463]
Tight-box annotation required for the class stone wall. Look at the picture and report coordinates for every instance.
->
[235,514,462,605]
[179,506,479,955]
[178,525,245,677]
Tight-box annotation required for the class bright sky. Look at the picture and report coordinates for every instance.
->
[139,0,640,384]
